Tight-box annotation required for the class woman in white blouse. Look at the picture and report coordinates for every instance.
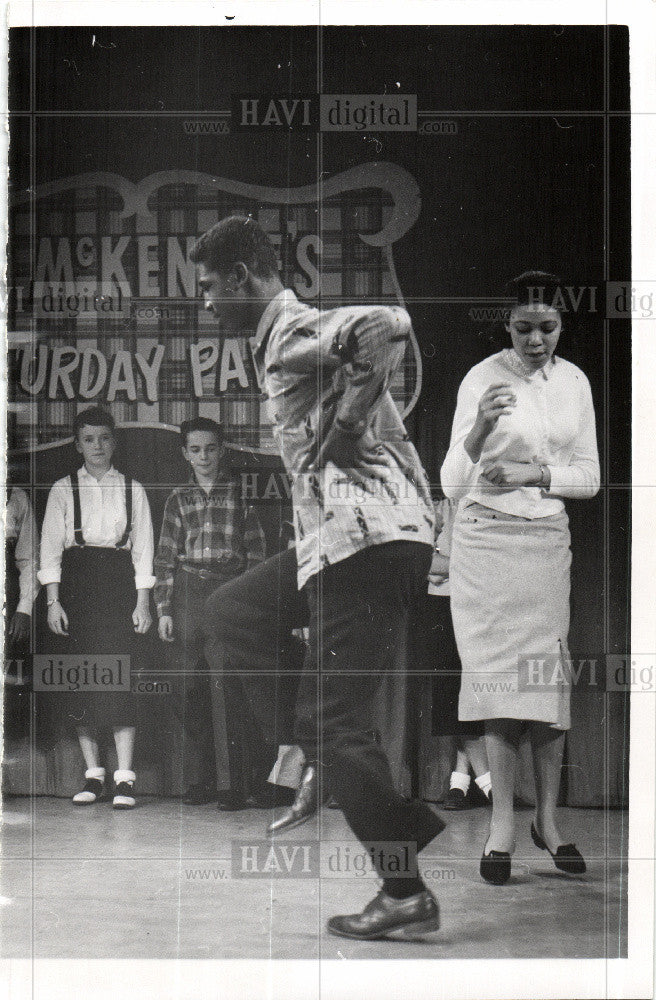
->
[441,272,600,885]
[39,406,154,808]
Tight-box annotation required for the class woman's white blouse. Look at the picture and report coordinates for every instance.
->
[38,466,155,589]
[440,350,600,518]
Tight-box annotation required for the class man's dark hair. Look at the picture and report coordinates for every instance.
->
[190,215,279,279]
[72,406,115,440]
[179,417,224,448]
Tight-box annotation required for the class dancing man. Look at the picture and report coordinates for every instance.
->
[196,215,445,941]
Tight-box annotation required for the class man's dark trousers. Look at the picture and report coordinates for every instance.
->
[203,541,443,871]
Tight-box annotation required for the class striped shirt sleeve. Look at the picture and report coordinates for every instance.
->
[154,491,183,617]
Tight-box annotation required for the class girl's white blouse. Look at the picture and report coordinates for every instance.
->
[440,350,600,518]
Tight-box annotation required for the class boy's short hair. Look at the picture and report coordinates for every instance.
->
[72,406,115,440]
[179,417,224,447]
[189,215,279,279]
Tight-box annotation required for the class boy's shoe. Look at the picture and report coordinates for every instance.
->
[443,787,468,810]
[112,769,136,809]
[183,782,218,805]
[73,767,106,805]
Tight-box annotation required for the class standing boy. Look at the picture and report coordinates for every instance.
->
[155,417,293,808]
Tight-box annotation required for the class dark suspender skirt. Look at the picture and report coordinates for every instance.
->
[46,469,141,733]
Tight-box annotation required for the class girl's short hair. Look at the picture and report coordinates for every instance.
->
[72,406,115,440]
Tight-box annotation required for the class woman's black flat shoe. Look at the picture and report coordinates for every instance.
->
[531,823,586,874]
[480,849,511,885]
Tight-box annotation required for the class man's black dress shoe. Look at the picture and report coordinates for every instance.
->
[266,765,318,835]
[531,823,586,874]
[480,849,511,885]
[327,889,440,941]
[183,783,218,806]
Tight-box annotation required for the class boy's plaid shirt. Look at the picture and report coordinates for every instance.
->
[154,471,266,617]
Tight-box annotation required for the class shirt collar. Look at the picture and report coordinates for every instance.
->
[188,469,230,490]
[78,464,119,483]
[502,348,557,382]
[252,288,301,355]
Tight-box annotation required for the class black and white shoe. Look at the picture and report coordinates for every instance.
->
[112,769,136,809]
[444,787,468,810]
[73,767,105,805]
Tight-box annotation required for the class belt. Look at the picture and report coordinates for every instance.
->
[179,563,231,582]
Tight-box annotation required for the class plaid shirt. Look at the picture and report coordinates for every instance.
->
[251,290,435,589]
[154,471,266,617]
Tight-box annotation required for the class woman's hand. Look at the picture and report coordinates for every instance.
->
[158,615,174,642]
[482,461,541,487]
[47,601,69,636]
[428,551,450,588]
[464,383,516,462]
[133,592,152,634]
[475,382,516,431]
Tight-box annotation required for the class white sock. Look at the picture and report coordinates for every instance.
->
[85,767,105,781]
[475,771,492,798]
[449,771,470,794]
[114,769,135,786]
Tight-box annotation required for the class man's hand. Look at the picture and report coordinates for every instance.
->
[310,425,392,492]
[481,461,541,487]
[8,611,30,644]
[158,615,174,642]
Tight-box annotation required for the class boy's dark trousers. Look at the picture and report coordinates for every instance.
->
[203,541,444,874]
[168,565,296,796]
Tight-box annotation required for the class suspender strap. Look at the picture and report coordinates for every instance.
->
[116,476,132,548]
[72,470,85,546]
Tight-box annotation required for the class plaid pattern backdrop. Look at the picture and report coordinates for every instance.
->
[8,172,419,451]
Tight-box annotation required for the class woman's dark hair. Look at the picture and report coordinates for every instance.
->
[179,417,224,448]
[190,215,279,279]
[476,268,579,358]
[504,270,563,310]
[72,406,115,440]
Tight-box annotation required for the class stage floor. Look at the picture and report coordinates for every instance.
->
[1,797,627,961]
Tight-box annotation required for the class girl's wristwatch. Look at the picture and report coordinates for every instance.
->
[46,598,60,607]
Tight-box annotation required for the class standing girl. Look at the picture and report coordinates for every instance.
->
[39,406,154,808]
[441,271,599,884]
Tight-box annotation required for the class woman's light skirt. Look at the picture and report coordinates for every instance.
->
[450,500,572,729]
